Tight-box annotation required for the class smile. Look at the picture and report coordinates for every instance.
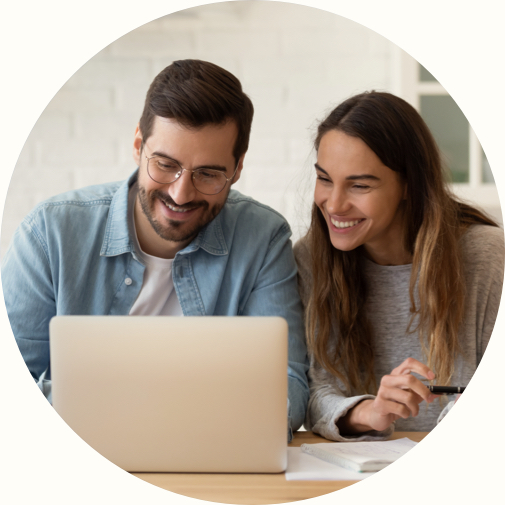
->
[162,201,194,213]
[330,218,364,229]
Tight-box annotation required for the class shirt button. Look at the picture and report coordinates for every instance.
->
[124,277,132,286]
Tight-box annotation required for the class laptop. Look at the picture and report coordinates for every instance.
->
[49,316,288,473]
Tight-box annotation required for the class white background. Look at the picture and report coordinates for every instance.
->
[0,0,408,257]
[1,1,504,504]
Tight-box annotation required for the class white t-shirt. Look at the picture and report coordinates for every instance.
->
[128,183,184,316]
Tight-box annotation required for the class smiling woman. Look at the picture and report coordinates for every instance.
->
[314,131,408,266]
[294,91,505,441]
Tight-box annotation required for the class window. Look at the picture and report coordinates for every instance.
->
[392,49,501,223]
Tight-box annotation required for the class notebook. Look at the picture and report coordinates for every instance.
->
[49,315,288,473]
[300,438,417,472]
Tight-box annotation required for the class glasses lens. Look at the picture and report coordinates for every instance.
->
[192,169,228,195]
[148,156,182,184]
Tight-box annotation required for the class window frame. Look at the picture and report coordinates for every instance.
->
[392,48,500,212]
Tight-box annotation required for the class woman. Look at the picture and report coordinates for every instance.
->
[294,91,504,441]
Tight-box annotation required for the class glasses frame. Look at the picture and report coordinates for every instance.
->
[142,142,239,196]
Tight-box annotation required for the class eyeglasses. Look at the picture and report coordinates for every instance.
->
[143,143,239,196]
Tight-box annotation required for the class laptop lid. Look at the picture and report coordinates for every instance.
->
[49,316,288,473]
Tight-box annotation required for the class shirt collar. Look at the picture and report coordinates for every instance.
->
[100,170,138,257]
[100,169,229,257]
[177,211,229,257]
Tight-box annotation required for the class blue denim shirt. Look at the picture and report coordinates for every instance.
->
[2,171,309,439]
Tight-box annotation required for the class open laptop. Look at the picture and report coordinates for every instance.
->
[49,316,288,473]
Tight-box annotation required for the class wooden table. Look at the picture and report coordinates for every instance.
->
[132,431,427,504]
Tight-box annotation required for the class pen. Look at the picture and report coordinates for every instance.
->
[428,386,465,394]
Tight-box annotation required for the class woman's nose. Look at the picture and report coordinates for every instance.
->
[326,188,351,215]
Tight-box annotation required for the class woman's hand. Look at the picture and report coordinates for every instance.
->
[338,357,438,434]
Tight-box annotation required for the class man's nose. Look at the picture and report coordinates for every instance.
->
[167,169,197,206]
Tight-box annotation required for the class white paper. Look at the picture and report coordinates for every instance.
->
[286,447,372,481]
[305,437,417,465]
[286,438,417,481]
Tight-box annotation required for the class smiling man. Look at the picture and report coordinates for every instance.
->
[133,118,240,259]
[2,60,309,440]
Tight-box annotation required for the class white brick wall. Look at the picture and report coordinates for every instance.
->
[1,2,398,256]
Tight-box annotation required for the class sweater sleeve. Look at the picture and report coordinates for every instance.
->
[294,237,393,441]
[456,225,504,370]
[470,226,505,359]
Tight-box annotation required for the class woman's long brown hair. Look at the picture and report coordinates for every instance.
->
[306,92,498,393]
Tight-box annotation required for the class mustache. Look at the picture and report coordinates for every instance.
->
[151,189,209,211]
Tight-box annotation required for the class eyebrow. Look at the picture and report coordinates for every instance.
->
[151,150,229,173]
[314,163,381,181]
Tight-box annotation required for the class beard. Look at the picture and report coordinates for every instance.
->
[137,185,226,244]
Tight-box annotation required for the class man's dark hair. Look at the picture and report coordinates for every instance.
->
[139,59,254,163]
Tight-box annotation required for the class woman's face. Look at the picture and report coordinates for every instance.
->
[314,130,408,265]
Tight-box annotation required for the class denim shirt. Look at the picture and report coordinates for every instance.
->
[2,171,309,440]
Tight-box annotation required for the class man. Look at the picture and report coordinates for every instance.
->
[2,60,309,439]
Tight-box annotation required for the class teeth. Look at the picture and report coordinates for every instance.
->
[163,201,191,213]
[330,218,362,229]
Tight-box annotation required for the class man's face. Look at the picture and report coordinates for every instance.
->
[133,117,243,258]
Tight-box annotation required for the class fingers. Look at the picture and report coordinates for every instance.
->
[372,358,438,424]
[380,373,435,404]
[391,357,436,381]
[376,382,423,418]
[369,358,439,428]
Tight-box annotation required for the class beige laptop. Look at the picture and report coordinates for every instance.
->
[49,316,288,473]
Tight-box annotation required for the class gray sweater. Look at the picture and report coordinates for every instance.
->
[294,225,504,441]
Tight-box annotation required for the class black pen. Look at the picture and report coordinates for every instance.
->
[428,386,465,394]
